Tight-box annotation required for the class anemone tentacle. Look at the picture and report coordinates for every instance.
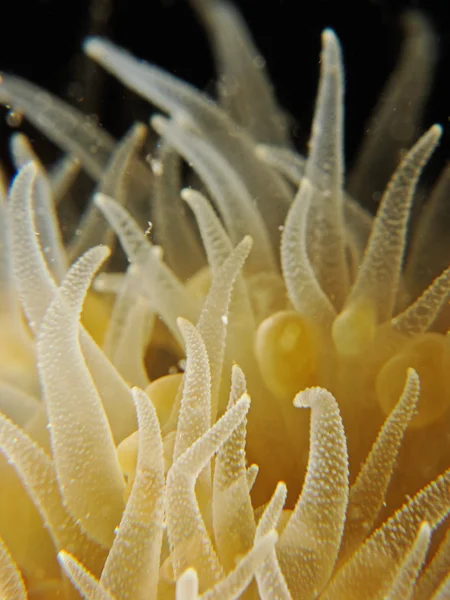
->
[0,1,449,598]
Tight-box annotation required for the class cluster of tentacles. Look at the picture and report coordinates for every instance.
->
[0,0,449,598]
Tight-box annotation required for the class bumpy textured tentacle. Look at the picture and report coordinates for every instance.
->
[278,387,348,599]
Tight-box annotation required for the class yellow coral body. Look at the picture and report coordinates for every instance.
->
[0,1,449,599]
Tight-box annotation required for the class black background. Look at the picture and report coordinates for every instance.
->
[0,0,449,180]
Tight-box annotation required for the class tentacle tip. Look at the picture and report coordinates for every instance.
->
[83,36,107,59]
[275,480,287,495]
[236,392,251,412]
[57,550,70,567]
[293,386,322,409]
[299,176,314,194]
[180,187,194,202]
[177,567,199,594]
[418,520,431,533]
[431,123,443,138]
[406,366,419,382]
[95,244,112,262]
[22,160,39,176]
[322,28,338,42]
[176,315,191,331]
[131,122,149,141]
[321,28,341,57]
[93,192,107,207]
[242,234,254,250]
[150,114,168,134]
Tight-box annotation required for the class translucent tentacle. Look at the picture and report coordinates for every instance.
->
[182,188,256,333]
[94,272,125,295]
[103,265,152,388]
[84,37,293,248]
[174,318,211,462]
[10,132,40,170]
[254,143,373,264]
[37,246,125,547]
[166,395,250,591]
[406,162,450,297]
[0,194,36,393]
[305,29,349,309]
[340,125,441,323]
[10,134,68,282]
[152,115,276,274]
[385,522,431,600]
[49,154,81,205]
[176,569,199,600]
[201,531,278,600]
[191,0,290,145]
[322,469,450,599]
[151,142,205,279]
[255,482,292,600]
[196,236,253,417]
[100,388,165,600]
[94,193,199,344]
[414,524,450,600]
[255,145,305,184]
[246,464,259,491]
[392,265,450,336]
[278,387,348,599]
[0,75,115,179]
[69,122,151,261]
[349,12,438,205]
[181,187,236,274]
[342,195,373,260]
[281,178,337,326]
[0,535,27,600]
[213,365,255,571]
[8,162,70,400]
[58,551,115,600]
[340,369,420,560]
[332,126,441,358]
[0,413,108,574]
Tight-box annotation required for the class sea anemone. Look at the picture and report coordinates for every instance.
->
[0,0,449,598]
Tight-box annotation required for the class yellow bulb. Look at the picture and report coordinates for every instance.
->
[376,332,450,427]
[145,372,183,425]
[255,310,319,399]
[332,300,376,359]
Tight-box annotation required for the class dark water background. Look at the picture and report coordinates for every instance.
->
[0,0,449,186]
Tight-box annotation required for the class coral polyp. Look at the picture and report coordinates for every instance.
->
[0,1,449,598]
